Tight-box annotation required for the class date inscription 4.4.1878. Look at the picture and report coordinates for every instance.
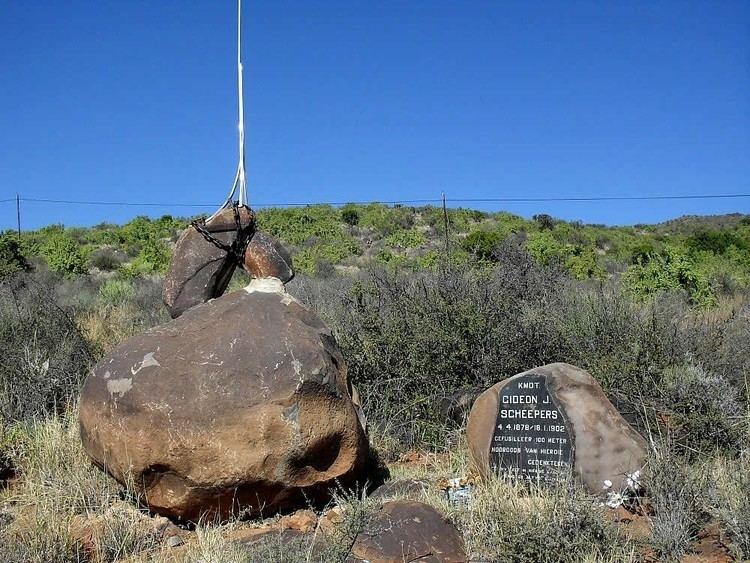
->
[490,374,574,483]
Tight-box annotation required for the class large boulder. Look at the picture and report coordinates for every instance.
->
[466,363,648,493]
[80,278,369,521]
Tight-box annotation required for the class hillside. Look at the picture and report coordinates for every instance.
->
[3,205,749,308]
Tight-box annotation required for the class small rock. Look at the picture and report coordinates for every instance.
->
[348,500,466,563]
[277,509,318,533]
[369,479,430,500]
[166,535,184,548]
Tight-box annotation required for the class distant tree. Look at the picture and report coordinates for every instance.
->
[341,205,360,226]
[687,230,747,255]
[533,214,555,231]
[0,231,29,278]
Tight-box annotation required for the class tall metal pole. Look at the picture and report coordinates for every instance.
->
[16,194,21,236]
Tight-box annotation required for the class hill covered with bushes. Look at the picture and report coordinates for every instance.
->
[3,205,750,308]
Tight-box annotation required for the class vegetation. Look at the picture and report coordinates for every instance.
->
[0,206,748,560]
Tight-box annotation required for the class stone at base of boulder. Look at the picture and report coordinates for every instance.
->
[348,501,466,563]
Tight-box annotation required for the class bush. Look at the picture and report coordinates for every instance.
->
[99,278,136,307]
[39,233,87,277]
[341,205,360,226]
[0,231,29,278]
[294,239,570,447]
[0,276,93,422]
[89,247,126,271]
[645,445,703,560]
[462,230,502,261]
[661,364,745,457]
[533,213,555,230]
[707,456,750,560]
[687,230,747,255]
[624,246,716,308]
[383,229,426,250]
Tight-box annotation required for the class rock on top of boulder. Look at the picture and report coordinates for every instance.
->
[80,278,369,521]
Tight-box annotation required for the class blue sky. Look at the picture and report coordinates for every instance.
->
[1,1,748,230]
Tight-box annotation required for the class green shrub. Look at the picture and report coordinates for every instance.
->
[99,278,136,307]
[137,236,171,273]
[258,205,343,245]
[533,213,555,230]
[565,247,605,280]
[341,204,360,226]
[526,231,574,266]
[0,231,29,278]
[293,238,361,274]
[39,233,86,277]
[687,230,748,255]
[358,203,414,237]
[624,246,716,307]
[462,230,502,261]
[383,229,426,250]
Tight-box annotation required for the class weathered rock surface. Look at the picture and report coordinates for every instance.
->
[162,206,255,319]
[369,479,430,500]
[242,231,294,283]
[80,278,369,521]
[348,501,466,563]
[467,362,648,493]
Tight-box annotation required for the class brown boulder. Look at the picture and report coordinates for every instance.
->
[80,278,369,521]
[162,206,255,318]
[466,363,648,493]
[243,231,294,283]
[348,501,466,563]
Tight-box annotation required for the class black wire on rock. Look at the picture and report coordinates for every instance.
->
[190,202,255,265]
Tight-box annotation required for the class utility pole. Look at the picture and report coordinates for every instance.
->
[442,192,449,256]
[16,194,21,236]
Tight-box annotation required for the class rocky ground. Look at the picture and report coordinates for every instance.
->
[1,439,738,563]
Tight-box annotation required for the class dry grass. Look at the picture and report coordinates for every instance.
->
[706,455,750,560]
[0,411,158,563]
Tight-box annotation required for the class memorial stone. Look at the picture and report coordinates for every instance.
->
[490,373,574,483]
[467,363,648,493]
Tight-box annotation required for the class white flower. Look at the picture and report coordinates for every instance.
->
[625,471,641,490]
[606,492,624,508]
[602,479,613,490]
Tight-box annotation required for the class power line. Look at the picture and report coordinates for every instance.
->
[3,193,749,208]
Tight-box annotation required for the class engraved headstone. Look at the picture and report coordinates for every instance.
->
[490,374,574,483]
[467,363,648,493]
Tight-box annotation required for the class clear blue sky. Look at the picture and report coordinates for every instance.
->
[1,1,748,230]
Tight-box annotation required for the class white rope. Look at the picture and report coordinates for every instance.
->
[236,0,247,207]
[208,0,247,220]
